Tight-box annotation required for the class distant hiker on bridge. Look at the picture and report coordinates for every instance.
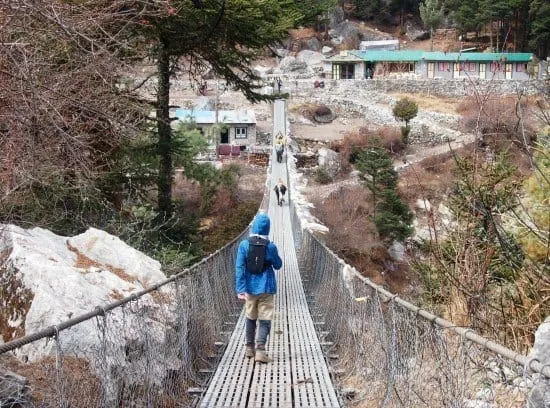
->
[235,212,283,363]
[274,132,285,163]
[274,178,287,206]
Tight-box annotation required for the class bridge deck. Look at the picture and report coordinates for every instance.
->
[199,100,340,407]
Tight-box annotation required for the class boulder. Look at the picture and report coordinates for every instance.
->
[278,56,308,74]
[528,316,550,408]
[314,105,334,123]
[317,147,340,178]
[0,369,30,406]
[388,241,405,262]
[415,198,432,212]
[253,65,273,77]
[329,6,345,26]
[321,46,334,56]
[305,37,322,52]
[0,224,179,404]
[405,19,429,41]
[296,50,325,68]
[327,20,362,47]
[0,225,169,359]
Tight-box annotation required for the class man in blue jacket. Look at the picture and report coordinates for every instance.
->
[235,212,283,363]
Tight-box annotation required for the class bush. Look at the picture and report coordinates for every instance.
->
[379,126,405,154]
[457,95,536,148]
[313,166,333,184]
[337,125,404,165]
[393,97,418,127]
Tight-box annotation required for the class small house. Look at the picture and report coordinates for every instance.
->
[173,109,257,155]
[322,50,365,80]
[325,50,537,80]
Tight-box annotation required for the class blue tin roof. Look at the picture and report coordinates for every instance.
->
[173,109,256,124]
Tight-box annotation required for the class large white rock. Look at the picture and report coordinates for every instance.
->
[317,147,341,178]
[0,224,169,361]
[296,50,325,67]
[528,316,550,408]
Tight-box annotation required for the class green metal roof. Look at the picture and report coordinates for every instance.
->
[422,52,532,62]
[349,50,532,63]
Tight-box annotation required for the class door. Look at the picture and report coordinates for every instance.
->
[220,128,229,144]
[505,63,512,79]
[479,63,486,79]
[453,62,460,78]
[428,62,435,78]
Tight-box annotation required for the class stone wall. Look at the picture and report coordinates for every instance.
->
[291,78,547,98]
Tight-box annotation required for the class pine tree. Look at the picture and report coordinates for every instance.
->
[393,97,418,145]
[355,143,413,242]
[120,0,335,218]
[355,145,398,219]
[375,190,414,241]
[419,0,443,51]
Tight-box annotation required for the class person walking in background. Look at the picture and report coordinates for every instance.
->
[274,131,285,163]
[235,212,282,363]
[274,179,287,206]
[275,141,284,163]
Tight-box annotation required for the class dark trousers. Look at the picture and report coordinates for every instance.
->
[246,318,271,348]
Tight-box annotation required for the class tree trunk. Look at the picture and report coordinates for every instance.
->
[156,39,173,218]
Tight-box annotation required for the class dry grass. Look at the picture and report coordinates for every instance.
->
[391,92,463,114]
[310,185,413,294]
[332,125,405,169]
[457,95,538,150]
[0,354,100,407]
[398,151,459,206]
[109,289,124,300]
[105,263,135,283]
[67,242,136,283]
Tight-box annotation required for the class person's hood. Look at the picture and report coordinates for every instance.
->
[251,213,270,236]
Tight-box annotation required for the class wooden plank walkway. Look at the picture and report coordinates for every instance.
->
[198,100,340,407]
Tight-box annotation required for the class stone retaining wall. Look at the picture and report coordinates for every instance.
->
[290,78,547,98]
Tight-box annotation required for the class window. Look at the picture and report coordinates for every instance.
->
[460,62,476,72]
[340,64,355,79]
[331,63,355,79]
[490,61,502,72]
[235,127,247,139]
[332,64,340,80]
[516,63,526,72]
[437,62,450,71]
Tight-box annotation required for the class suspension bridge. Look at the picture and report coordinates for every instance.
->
[0,99,548,407]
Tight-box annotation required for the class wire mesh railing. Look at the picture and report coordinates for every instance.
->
[292,200,549,407]
[0,227,249,407]
[0,141,275,407]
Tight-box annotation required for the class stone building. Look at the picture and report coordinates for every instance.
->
[325,50,542,80]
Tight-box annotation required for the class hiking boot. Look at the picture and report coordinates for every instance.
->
[254,349,273,363]
[245,346,255,358]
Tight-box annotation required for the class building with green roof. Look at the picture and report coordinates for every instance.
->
[324,50,540,80]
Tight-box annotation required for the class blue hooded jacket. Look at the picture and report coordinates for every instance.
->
[235,213,282,296]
